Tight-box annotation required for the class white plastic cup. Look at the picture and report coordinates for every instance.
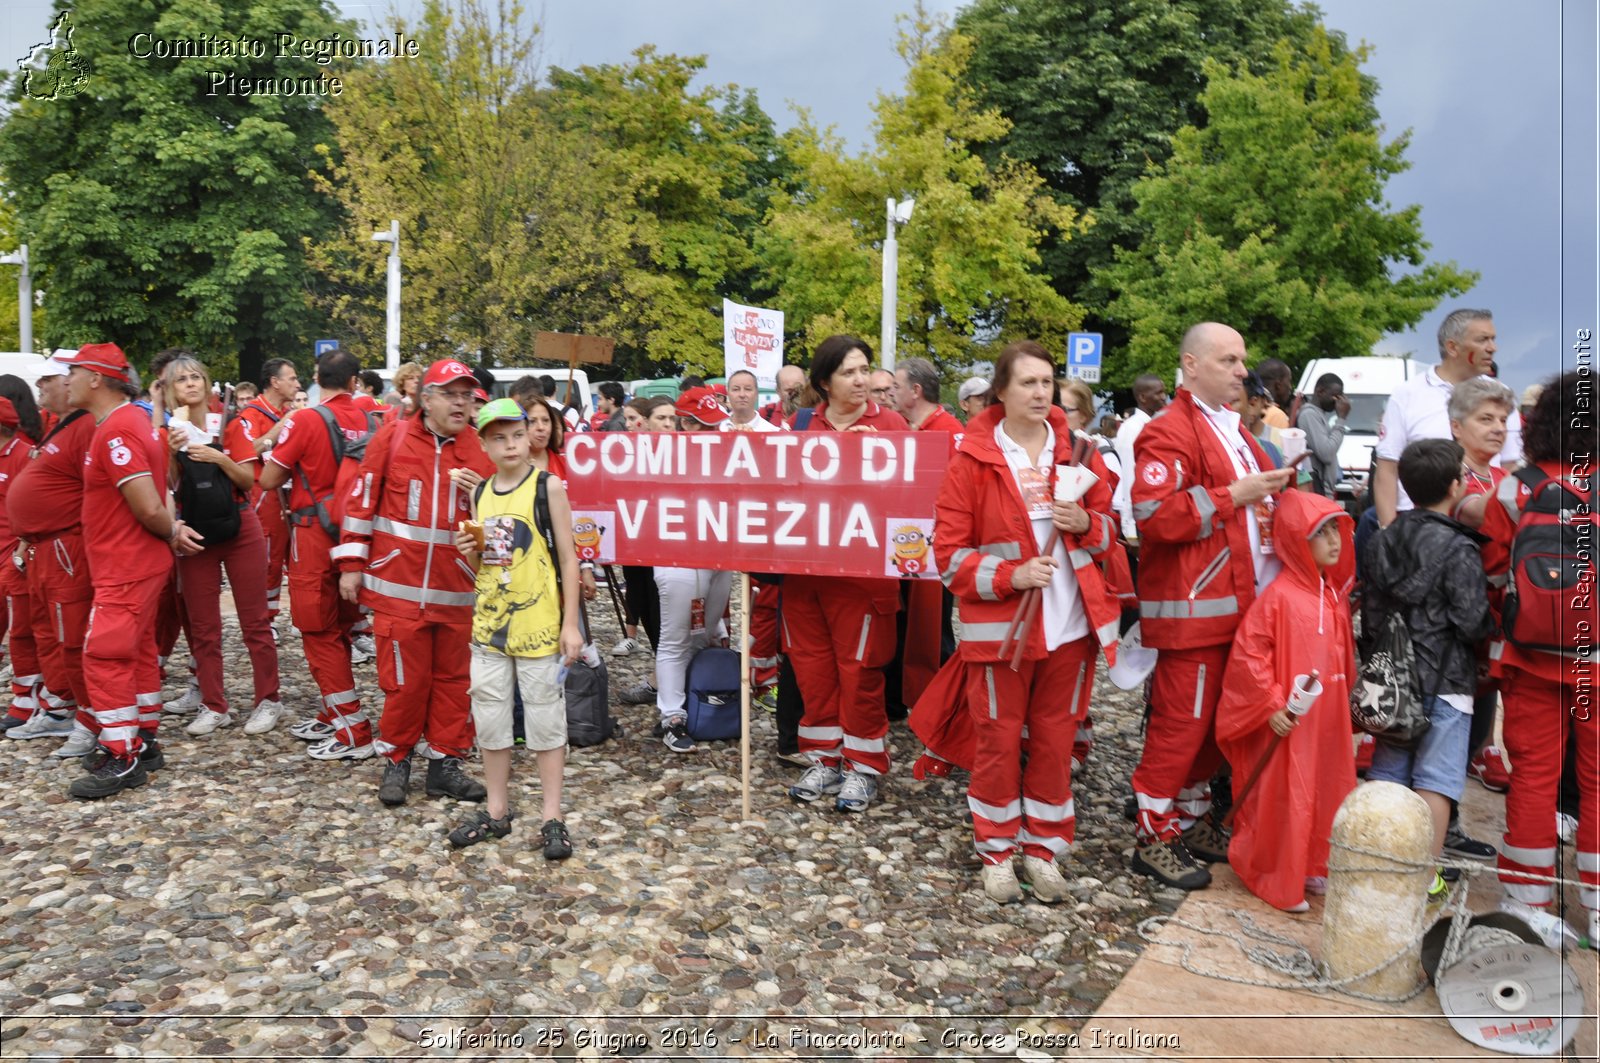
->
[1279,428,1307,465]
[1287,672,1323,716]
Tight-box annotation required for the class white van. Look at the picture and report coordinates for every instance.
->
[313,365,594,423]
[1294,356,1427,498]
[0,351,71,392]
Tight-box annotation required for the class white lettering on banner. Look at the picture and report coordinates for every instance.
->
[562,430,948,576]
[801,436,840,480]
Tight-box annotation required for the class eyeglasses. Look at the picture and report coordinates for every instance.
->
[430,389,475,405]
[870,387,893,399]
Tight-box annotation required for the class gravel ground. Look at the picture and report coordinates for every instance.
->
[0,584,1186,1060]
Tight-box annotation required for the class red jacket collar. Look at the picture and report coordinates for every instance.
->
[959,404,1076,467]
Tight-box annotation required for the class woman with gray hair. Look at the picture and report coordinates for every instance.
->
[1448,375,1517,528]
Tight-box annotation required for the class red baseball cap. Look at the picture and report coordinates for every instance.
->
[674,386,729,426]
[422,359,475,389]
[58,342,133,383]
[472,387,490,403]
[0,396,17,429]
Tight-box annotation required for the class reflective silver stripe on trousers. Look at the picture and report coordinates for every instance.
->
[373,516,456,545]
[1022,796,1074,821]
[975,555,1002,601]
[325,689,360,707]
[842,733,886,753]
[1188,485,1217,537]
[1193,664,1207,719]
[1500,841,1555,866]
[362,574,475,608]
[1069,661,1087,714]
[1016,829,1069,856]
[855,614,873,661]
[392,641,405,686]
[798,725,843,742]
[1140,597,1239,620]
[985,665,997,720]
[968,796,1022,821]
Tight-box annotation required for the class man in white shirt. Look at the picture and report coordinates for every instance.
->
[719,370,780,433]
[1374,308,1521,526]
[1112,374,1169,542]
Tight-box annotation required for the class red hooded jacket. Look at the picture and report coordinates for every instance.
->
[1215,489,1357,909]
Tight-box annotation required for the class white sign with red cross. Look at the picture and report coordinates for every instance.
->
[723,298,783,390]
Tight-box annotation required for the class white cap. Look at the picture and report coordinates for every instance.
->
[36,358,69,379]
[958,377,991,402]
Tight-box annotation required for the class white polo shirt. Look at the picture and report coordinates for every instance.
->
[1376,367,1522,511]
[718,413,780,433]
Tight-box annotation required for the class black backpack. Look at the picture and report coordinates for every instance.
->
[175,450,241,545]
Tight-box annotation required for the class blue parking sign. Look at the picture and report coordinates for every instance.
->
[314,339,339,356]
[1066,332,1102,383]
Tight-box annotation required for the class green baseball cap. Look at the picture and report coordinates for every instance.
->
[475,397,526,431]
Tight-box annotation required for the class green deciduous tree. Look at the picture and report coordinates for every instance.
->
[0,0,352,381]
[956,0,1353,365]
[763,9,1081,368]
[1095,28,1476,385]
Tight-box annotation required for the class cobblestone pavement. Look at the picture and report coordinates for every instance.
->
[0,588,1185,1059]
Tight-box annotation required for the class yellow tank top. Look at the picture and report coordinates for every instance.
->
[471,469,561,657]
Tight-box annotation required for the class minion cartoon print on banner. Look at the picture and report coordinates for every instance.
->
[885,518,936,578]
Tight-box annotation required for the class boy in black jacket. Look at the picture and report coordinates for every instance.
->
[1361,439,1494,891]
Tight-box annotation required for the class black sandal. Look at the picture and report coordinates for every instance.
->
[448,808,513,849]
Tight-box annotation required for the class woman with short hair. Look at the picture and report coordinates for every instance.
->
[785,335,910,813]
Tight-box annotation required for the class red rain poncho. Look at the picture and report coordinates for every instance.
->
[1215,489,1357,910]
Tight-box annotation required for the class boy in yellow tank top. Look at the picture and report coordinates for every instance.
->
[452,399,583,857]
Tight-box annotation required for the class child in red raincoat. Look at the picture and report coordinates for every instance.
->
[1216,489,1357,913]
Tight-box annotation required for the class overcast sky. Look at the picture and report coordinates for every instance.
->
[4,0,1595,392]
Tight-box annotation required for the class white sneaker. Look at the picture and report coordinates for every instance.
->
[288,718,335,741]
[50,730,96,758]
[1500,899,1580,951]
[9,710,75,740]
[163,686,203,714]
[982,860,1023,904]
[307,736,375,760]
[1557,812,1578,845]
[350,635,376,665]
[243,699,285,735]
[186,707,232,736]
[611,636,641,657]
[1020,855,1070,903]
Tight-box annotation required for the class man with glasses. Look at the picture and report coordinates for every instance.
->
[869,368,896,408]
[337,359,495,809]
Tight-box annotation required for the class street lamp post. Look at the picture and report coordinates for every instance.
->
[0,244,31,353]
[880,197,915,372]
[371,221,400,371]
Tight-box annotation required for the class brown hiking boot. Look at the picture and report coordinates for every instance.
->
[1182,816,1230,863]
[1131,837,1212,890]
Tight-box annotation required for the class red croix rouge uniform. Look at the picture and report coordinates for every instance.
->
[897,404,968,711]
[80,400,173,757]
[0,414,47,725]
[1128,387,1277,845]
[225,396,290,622]
[1481,462,1600,924]
[267,391,375,750]
[784,399,909,776]
[7,409,96,730]
[335,394,494,763]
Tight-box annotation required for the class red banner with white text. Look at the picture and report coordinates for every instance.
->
[563,431,949,578]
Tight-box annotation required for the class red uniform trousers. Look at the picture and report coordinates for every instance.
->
[783,575,899,775]
[23,533,92,722]
[177,508,279,716]
[2,568,43,723]
[287,521,371,746]
[371,612,473,761]
[1130,643,1232,842]
[965,636,1097,864]
[1497,665,1600,912]
[83,570,168,756]
[256,488,289,622]
[750,580,781,691]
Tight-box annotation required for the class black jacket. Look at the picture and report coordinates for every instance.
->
[1360,509,1493,698]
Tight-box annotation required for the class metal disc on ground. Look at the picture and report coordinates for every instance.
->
[1420,911,1545,985]
[1435,943,1582,1055]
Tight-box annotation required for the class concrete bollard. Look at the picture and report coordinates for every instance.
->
[1324,781,1434,997]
